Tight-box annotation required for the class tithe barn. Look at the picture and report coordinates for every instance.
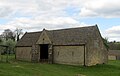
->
[16,25,108,66]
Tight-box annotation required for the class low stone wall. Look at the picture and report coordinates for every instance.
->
[108,55,116,60]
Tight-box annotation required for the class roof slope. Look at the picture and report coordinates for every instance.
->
[16,32,41,46]
[16,25,99,46]
[47,26,98,45]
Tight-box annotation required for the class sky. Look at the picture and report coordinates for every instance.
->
[0,0,120,41]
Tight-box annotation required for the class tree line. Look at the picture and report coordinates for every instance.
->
[103,38,120,50]
[0,28,23,54]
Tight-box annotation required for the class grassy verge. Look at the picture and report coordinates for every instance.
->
[0,55,120,76]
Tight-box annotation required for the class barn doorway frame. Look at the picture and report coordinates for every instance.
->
[40,44,49,62]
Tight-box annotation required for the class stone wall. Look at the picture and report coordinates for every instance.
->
[108,55,116,60]
[53,45,84,65]
[86,27,108,66]
[16,47,32,61]
[31,45,40,62]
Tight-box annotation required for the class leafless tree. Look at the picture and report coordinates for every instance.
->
[14,28,23,41]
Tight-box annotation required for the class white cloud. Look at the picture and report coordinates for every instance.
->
[1,0,120,18]
[80,0,120,18]
[0,17,85,33]
[104,26,120,41]
[0,0,120,41]
[0,0,38,18]
[0,7,13,18]
[80,8,98,17]
[106,26,120,34]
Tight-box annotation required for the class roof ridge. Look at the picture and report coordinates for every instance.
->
[16,24,100,47]
[25,25,97,33]
[45,25,96,32]
[27,31,42,34]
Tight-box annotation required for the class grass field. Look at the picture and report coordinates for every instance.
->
[0,55,120,76]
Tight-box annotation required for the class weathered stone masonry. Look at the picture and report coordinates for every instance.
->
[16,25,108,66]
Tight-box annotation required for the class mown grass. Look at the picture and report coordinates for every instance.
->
[0,55,120,76]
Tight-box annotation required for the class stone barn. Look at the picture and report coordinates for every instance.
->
[16,25,108,66]
[108,50,120,60]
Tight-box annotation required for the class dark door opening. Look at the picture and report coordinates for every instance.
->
[40,44,48,59]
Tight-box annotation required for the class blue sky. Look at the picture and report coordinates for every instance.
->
[0,0,120,41]
[79,18,120,30]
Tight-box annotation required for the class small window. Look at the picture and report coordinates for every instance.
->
[58,52,59,56]
[72,51,74,56]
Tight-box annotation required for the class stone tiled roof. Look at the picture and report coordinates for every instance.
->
[16,25,99,46]
[16,32,41,46]
[109,50,120,56]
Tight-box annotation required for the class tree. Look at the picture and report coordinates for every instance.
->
[103,37,109,50]
[14,28,23,41]
[0,38,2,43]
[0,39,7,55]
[2,29,15,41]
[108,41,120,50]
[5,39,16,54]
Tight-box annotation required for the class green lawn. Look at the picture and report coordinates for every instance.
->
[0,55,120,76]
